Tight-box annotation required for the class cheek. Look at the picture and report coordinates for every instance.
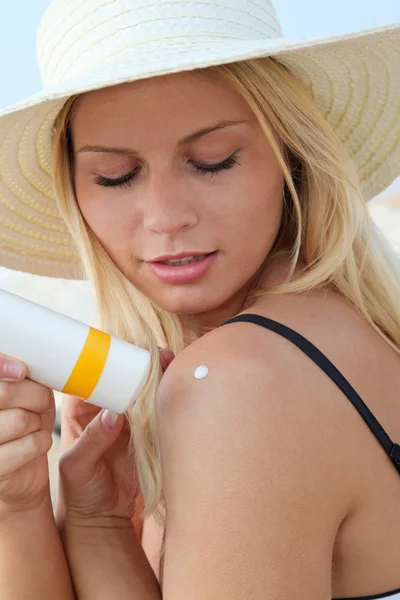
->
[74,190,139,276]
[75,178,134,247]
[212,162,283,256]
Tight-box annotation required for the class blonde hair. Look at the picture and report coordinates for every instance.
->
[53,57,400,525]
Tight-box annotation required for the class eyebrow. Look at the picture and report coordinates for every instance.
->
[76,120,248,155]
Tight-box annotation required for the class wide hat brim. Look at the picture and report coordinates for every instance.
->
[0,23,399,279]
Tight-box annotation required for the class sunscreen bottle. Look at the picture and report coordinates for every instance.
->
[0,288,151,413]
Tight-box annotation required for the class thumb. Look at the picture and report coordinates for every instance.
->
[62,409,124,476]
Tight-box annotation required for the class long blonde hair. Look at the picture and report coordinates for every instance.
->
[52,57,400,524]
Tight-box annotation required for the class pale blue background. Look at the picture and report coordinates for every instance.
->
[0,0,399,193]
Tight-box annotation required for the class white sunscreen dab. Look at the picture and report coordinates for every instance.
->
[0,288,151,413]
[194,365,209,380]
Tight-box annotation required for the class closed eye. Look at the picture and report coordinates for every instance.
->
[94,167,140,189]
[193,151,241,177]
[93,151,241,189]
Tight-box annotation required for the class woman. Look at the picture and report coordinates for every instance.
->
[0,0,399,598]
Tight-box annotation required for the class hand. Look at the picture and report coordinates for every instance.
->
[56,349,174,528]
[0,354,55,512]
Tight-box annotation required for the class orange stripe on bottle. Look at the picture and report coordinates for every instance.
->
[62,327,111,399]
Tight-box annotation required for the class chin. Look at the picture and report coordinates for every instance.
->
[147,286,228,316]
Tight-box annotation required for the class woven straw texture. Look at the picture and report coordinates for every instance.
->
[0,0,399,279]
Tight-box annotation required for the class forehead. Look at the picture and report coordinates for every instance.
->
[72,70,255,140]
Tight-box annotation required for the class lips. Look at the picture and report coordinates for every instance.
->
[147,251,218,284]
[159,254,207,266]
[149,251,212,263]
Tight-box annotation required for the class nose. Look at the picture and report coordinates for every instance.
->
[143,172,198,236]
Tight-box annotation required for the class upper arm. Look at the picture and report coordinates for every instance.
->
[156,325,349,599]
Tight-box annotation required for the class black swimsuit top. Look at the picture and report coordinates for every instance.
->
[222,314,400,600]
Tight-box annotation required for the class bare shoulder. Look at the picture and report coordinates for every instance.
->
[156,287,361,502]
[157,285,386,498]
[158,285,370,418]
[157,300,309,426]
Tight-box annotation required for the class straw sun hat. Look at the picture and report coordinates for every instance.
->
[0,0,398,279]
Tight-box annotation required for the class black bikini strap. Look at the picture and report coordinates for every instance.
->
[222,314,400,475]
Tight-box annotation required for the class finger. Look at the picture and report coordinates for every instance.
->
[61,394,101,421]
[60,409,124,480]
[61,395,101,431]
[41,392,56,436]
[60,396,101,452]
[0,379,54,414]
[0,408,42,444]
[0,355,27,382]
[160,349,174,372]
[60,406,85,453]
[0,430,53,478]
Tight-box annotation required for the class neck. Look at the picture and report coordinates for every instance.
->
[179,260,268,343]
[179,252,303,342]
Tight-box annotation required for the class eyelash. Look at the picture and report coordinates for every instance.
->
[94,151,241,189]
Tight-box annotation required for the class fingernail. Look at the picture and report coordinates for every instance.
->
[101,409,119,431]
[2,361,23,380]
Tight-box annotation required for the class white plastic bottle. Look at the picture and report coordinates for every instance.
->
[0,288,151,413]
